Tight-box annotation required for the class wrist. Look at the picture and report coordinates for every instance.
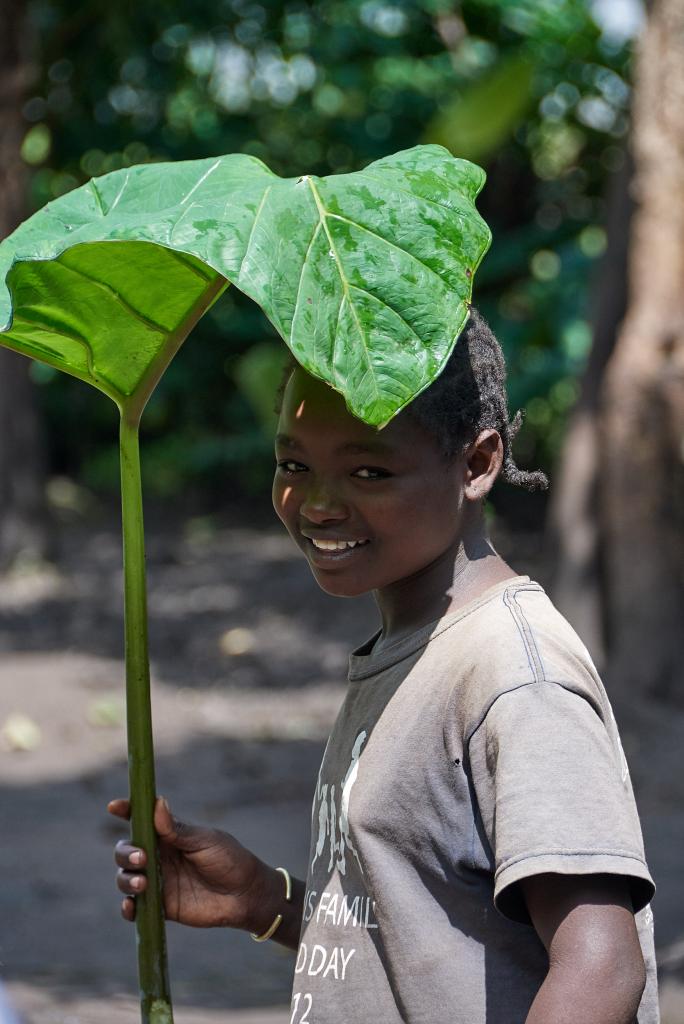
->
[244,861,288,937]
[250,866,292,942]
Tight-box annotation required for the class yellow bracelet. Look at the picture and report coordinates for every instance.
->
[250,866,292,943]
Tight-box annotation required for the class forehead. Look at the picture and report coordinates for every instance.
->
[277,367,431,454]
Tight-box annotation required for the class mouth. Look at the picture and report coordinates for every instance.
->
[302,536,371,565]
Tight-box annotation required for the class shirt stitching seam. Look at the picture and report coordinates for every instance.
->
[503,588,544,682]
[465,677,602,747]
[495,849,649,879]
[349,579,542,680]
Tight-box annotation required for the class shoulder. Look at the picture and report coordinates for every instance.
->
[440,578,610,739]
[491,579,602,694]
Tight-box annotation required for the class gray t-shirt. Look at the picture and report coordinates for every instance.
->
[290,575,658,1024]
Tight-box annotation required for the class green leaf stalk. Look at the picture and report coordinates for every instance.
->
[114,276,227,1021]
[119,413,173,1022]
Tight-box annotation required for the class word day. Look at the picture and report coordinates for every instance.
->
[304,889,378,929]
[295,942,356,981]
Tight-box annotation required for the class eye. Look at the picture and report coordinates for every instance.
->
[353,467,392,480]
[276,459,307,475]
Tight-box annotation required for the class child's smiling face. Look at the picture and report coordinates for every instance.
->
[272,367,470,598]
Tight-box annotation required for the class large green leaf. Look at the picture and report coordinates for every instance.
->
[0,145,490,426]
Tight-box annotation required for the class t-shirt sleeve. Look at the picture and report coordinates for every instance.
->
[467,680,655,925]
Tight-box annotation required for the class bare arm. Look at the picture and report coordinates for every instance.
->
[522,873,646,1024]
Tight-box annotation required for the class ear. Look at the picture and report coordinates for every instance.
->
[463,429,503,502]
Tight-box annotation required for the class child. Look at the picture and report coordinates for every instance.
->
[110,308,658,1023]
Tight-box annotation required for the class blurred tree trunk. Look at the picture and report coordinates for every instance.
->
[547,149,633,669]
[0,0,50,568]
[549,0,684,700]
[600,0,684,699]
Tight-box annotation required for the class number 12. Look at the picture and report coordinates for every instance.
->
[290,991,313,1023]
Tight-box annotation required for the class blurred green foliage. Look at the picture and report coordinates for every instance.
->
[22,0,634,505]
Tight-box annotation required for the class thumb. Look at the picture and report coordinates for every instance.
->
[153,796,179,841]
[153,797,203,852]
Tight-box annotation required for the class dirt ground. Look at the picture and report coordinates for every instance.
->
[1,509,682,1023]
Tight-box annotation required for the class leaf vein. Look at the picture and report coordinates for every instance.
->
[180,160,221,205]
[12,313,98,380]
[306,178,380,402]
[327,213,446,289]
[330,293,347,387]
[348,283,428,352]
[290,221,323,340]
[239,185,273,280]
[56,261,169,335]
[108,172,131,213]
[88,181,107,216]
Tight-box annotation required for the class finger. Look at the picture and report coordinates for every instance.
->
[153,797,207,855]
[108,798,131,821]
[114,840,147,869]
[153,796,181,844]
[116,869,148,896]
[121,896,136,922]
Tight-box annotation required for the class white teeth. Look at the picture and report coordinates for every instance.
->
[311,538,367,551]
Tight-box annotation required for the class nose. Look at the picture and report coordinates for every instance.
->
[299,480,349,524]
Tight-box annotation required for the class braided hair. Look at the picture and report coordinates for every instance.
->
[275,306,548,493]
[407,307,548,491]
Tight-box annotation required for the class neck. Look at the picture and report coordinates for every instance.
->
[372,508,517,650]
